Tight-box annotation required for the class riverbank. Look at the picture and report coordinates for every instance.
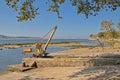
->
[0,42,81,49]
[0,42,120,80]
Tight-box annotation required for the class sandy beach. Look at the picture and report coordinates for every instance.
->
[1,64,120,80]
[0,42,120,80]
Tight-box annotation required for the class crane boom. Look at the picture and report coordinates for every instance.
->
[43,26,57,52]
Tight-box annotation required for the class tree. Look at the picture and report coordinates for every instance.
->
[101,20,114,38]
[5,0,120,21]
[101,20,114,31]
[100,20,120,47]
[118,19,120,32]
[100,20,114,40]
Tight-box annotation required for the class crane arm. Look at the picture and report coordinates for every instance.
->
[43,26,57,52]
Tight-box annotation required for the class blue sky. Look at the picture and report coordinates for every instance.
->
[0,0,120,39]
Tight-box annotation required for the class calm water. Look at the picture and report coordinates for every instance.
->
[0,39,101,72]
[0,39,101,46]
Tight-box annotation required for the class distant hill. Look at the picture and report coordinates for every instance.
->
[0,35,39,39]
[0,35,10,38]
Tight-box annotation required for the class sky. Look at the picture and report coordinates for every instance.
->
[0,0,120,39]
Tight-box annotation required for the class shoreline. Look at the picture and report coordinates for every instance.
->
[0,42,81,49]
[0,42,120,80]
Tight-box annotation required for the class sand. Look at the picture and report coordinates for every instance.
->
[49,46,120,58]
[1,66,120,80]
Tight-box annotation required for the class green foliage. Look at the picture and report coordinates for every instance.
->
[5,0,120,21]
[90,30,119,39]
[97,32,104,38]
[6,0,39,21]
[100,20,120,40]
[90,34,94,37]
[89,34,97,39]
[110,29,119,39]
